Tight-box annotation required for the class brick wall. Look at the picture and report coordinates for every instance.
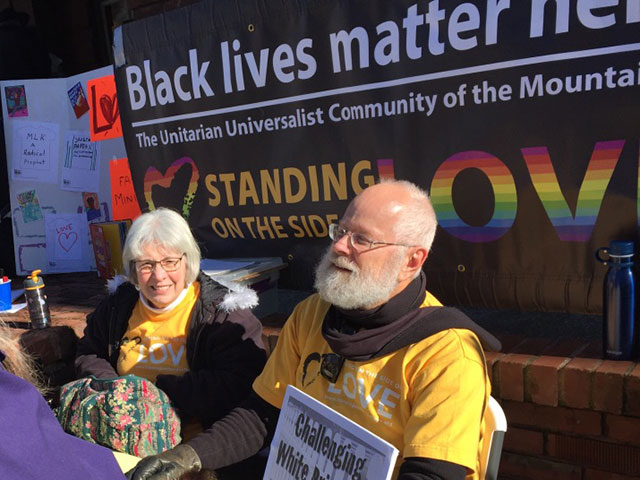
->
[488,351,640,479]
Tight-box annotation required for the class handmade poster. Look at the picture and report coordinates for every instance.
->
[11,120,59,183]
[60,130,100,192]
[265,385,399,480]
[44,213,90,272]
[16,189,43,223]
[109,157,141,221]
[67,81,90,119]
[87,74,122,142]
[4,85,27,117]
[82,192,102,222]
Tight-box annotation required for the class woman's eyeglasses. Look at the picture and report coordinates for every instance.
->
[134,254,185,274]
[328,223,417,252]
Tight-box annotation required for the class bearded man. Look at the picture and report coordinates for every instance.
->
[127,179,500,480]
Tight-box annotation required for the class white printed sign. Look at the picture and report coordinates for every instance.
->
[264,386,399,480]
[11,120,59,184]
[60,130,100,192]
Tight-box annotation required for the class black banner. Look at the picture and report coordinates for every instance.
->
[114,0,640,313]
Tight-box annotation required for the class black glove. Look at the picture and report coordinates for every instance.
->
[125,444,203,480]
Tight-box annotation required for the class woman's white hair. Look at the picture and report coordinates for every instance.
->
[122,208,201,285]
[379,178,438,251]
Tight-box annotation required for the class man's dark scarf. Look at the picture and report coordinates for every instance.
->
[322,271,501,360]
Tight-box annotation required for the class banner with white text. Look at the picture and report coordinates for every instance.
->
[114,0,640,313]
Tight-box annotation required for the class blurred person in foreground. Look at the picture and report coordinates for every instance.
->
[75,208,267,441]
[127,180,500,480]
[0,321,126,479]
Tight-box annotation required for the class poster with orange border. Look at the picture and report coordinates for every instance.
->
[87,74,122,142]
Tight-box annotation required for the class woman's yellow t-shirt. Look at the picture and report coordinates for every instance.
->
[117,282,200,382]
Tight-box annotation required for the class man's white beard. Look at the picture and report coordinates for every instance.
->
[314,248,403,310]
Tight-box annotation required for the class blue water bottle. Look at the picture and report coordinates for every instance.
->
[596,241,636,360]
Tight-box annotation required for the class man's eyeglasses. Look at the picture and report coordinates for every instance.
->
[320,353,345,384]
[328,223,418,252]
[134,254,185,274]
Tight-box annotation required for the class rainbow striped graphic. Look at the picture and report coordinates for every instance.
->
[377,159,395,179]
[522,140,623,242]
[430,151,517,242]
[144,157,200,218]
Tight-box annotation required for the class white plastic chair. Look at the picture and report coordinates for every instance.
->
[479,396,507,480]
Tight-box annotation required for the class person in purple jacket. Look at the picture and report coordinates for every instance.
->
[0,321,126,480]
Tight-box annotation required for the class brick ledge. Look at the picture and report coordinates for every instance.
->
[486,351,640,417]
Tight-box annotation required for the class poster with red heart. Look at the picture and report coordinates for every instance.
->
[44,213,90,272]
[87,74,122,142]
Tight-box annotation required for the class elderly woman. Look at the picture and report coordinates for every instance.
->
[75,208,267,436]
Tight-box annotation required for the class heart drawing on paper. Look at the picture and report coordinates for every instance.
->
[58,232,78,252]
[143,157,200,219]
[99,93,119,127]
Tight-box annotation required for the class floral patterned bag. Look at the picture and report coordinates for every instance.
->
[55,375,181,457]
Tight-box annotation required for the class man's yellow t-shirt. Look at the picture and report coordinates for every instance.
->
[253,292,490,480]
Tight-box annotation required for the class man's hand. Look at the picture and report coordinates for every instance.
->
[126,444,203,480]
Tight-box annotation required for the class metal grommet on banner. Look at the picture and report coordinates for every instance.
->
[457,264,466,272]
[595,247,609,266]
[248,24,255,32]
[287,254,294,261]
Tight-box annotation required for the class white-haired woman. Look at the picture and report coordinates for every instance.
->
[75,208,266,438]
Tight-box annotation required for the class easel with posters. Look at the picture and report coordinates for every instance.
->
[1,65,128,276]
